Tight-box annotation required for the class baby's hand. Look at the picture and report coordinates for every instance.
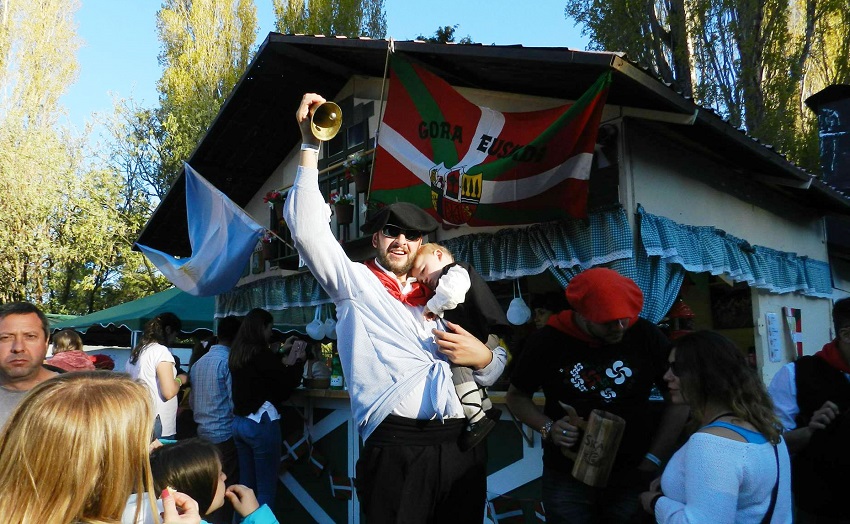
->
[225,484,261,517]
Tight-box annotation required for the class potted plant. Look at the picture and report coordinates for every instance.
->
[344,150,371,193]
[329,191,355,225]
[263,189,286,223]
[260,230,275,263]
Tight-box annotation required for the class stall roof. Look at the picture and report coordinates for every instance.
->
[137,34,850,256]
[49,287,214,333]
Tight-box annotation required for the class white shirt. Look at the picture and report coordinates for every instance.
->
[125,343,178,436]
[426,264,471,318]
[768,361,850,431]
[656,433,792,523]
[284,166,506,440]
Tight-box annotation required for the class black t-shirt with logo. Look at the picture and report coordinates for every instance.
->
[511,318,670,474]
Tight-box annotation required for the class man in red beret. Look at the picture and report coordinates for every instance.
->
[507,268,688,523]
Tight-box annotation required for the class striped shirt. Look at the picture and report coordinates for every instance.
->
[189,345,233,443]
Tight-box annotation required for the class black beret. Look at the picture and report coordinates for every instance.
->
[360,202,439,235]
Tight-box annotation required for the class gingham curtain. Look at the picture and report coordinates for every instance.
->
[442,205,634,285]
[638,205,832,298]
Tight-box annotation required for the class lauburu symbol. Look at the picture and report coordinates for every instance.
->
[605,360,632,385]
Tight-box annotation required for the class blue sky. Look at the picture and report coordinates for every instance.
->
[60,0,588,132]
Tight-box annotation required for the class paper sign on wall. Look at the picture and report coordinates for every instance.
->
[782,307,803,359]
[765,312,782,363]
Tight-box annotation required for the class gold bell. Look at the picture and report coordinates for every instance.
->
[311,102,343,141]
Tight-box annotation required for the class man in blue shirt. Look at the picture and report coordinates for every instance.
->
[189,315,241,524]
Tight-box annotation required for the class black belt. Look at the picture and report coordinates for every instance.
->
[367,414,465,446]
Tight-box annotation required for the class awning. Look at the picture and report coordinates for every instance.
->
[638,205,832,298]
[50,287,215,333]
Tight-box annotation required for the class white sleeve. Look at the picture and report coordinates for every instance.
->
[283,166,360,300]
[426,265,471,316]
[767,363,798,431]
[656,435,744,524]
[472,346,507,387]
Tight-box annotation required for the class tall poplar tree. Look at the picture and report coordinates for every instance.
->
[156,0,258,192]
[0,0,83,304]
[0,0,162,312]
[274,0,387,38]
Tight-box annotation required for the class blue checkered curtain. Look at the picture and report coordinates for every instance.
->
[441,206,634,286]
[217,271,332,317]
[638,205,832,298]
[607,252,686,325]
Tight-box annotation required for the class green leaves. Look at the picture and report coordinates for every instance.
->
[564,0,850,174]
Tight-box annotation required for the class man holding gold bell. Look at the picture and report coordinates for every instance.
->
[507,268,688,523]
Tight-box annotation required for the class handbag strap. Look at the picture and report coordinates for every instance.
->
[760,444,780,524]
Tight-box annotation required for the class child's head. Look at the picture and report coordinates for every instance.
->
[0,372,156,524]
[411,243,454,289]
[149,438,226,516]
[51,328,84,353]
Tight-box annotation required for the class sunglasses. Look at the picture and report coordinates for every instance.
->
[667,361,680,375]
[381,224,423,241]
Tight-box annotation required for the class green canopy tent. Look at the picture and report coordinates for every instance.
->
[50,287,215,335]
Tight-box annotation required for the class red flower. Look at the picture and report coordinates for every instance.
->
[263,190,285,204]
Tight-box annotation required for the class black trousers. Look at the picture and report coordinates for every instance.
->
[356,415,487,524]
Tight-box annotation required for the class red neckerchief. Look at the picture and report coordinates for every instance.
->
[816,340,850,373]
[364,259,432,307]
[546,310,599,345]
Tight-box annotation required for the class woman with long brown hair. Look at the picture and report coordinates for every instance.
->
[0,371,200,524]
[639,331,792,523]
[229,309,304,509]
[126,312,188,440]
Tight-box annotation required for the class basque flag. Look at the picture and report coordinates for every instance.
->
[137,163,264,296]
[371,54,611,226]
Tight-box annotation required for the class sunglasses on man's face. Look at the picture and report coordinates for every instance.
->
[381,225,423,241]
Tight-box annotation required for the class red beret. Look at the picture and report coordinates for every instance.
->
[565,268,644,324]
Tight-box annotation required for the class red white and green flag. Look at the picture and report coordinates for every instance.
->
[370,54,612,226]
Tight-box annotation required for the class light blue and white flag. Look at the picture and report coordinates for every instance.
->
[137,163,265,296]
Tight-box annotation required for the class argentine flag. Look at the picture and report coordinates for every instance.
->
[137,163,265,296]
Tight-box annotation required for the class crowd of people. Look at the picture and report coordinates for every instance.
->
[0,92,846,524]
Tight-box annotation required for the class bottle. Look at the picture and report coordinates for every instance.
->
[330,350,344,390]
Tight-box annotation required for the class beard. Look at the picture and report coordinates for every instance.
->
[376,249,414,277]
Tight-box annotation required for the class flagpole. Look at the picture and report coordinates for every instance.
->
[366,38,395,200]
[266,229,295,250]
[317,148,375,177]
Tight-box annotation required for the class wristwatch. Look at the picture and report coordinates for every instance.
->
[539,420,554,442]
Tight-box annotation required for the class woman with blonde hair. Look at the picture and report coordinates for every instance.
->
[639,331,792,523]
[0,371,200,523]
[49,328,95,372]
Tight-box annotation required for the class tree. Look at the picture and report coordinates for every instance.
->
[156,0,258,188]
[0,0,82,304]
[0,0,167,312]
[273,0,386,38]
[415,25,474,45]
[565,0,850,174]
